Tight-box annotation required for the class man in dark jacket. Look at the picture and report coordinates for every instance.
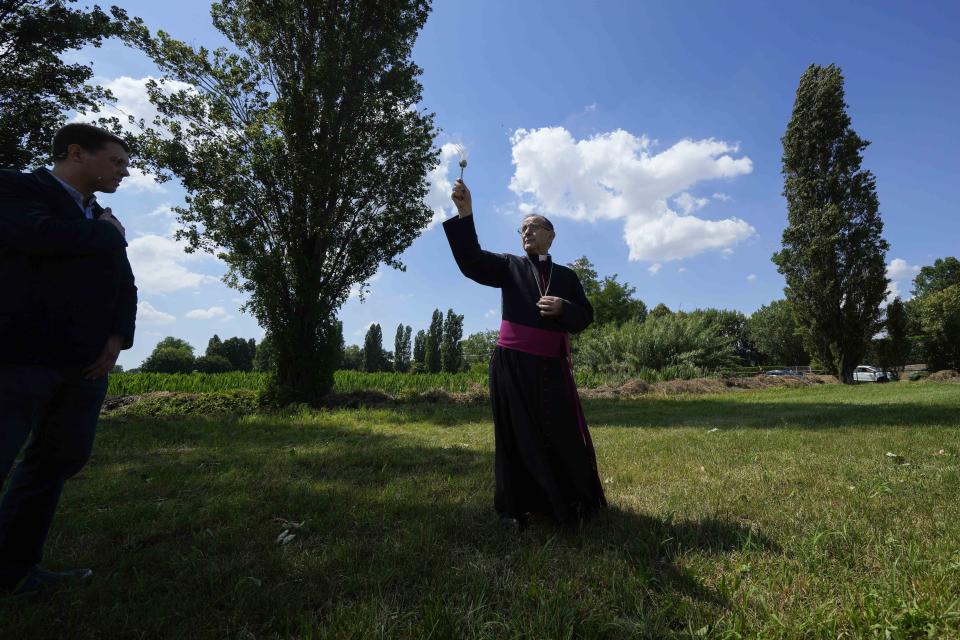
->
[0,123,137,598]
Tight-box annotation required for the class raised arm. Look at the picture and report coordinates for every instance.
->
[443,180,510,288]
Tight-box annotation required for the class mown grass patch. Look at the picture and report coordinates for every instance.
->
[4,383,960,638]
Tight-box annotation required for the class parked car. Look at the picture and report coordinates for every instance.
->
[853,365,896,383]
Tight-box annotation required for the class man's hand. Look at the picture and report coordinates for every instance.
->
[537,296,564,317]
[99,208,126,240]
[451,180,473,218]
[83,334,124,379]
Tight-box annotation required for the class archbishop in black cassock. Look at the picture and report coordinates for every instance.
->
[444,180,605,527]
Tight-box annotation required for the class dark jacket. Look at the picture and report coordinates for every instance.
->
[0,168,137,367]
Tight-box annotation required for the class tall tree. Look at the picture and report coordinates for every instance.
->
[441,308,464,373]
[912,257,960,299]
[205,334,223,357]
[746,299,809,366]
[141,336,195,373]
[125,1,437,404]
[0,1,128,169]
[425,309,443,373]
[649,303,672,320]
[773,64,889,383]
[393,323,412,373]
[569,256,647,325]
[412,329,426,368]
[363,323,384,373]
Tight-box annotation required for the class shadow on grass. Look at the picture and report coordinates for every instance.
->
[4,414,779,638]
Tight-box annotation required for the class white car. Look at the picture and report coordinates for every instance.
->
[853,365,895,383]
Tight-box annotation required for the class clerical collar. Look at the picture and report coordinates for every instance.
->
[526,253,551,262]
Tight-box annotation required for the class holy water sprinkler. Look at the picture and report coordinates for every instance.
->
[454,144,468,180]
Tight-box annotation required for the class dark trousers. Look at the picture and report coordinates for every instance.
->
[0,365,107,588]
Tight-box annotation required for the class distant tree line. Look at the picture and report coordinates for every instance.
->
[342,308,467,373]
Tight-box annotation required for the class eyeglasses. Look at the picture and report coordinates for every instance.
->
[517,223,550,236]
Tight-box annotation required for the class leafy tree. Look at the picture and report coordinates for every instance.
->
[916,284,960,371]
[141,336,195,373]
[461,330,499,367]
[441,309,464,373]
[341,344,363,371]
[649,303,672,320]
[0,1,130,169]
[206,334,224,358]
[425,309,443,373]
[125,0,437,404]
[412,329,426,368]
[912,257,960,299]
[394,324,412,373]
[773,64,889,383]
[569,256,647,325]
[692,308,756,365]
[194,354,232,373]
[363,323,385,373]
[253,334,274,372]
[746,299,809,366]
[220,337,257,371]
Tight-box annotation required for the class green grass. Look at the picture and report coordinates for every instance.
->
[5,383,960,638]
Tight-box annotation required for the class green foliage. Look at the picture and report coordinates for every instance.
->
[363,324,387,372]
[693,308,756,364]
[882,297,910,371]
[425,309,443,373]
[441,309,464,372]
[341,345,363,371]
[912,257,960,299]
[569,256,647,325]
[412,329,426,367]
[193,354,233,374]
[123,0,437,404]
[916,284,960,370]
[773,63,889,383]
[204,335,257,371]
[461,330,499,367]
[746,299,809,366]
[140,336,195,373]
[649,303,672,319]
[0,1,130,169]
[575,313,737,376]
[394,324,412,373]
[253,334,274,372]
[118,389,260,417]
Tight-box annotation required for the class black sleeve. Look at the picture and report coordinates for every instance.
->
[442,214,511,288]
[558,270,593,334]
[110,249,138,349]
[0,194,127,256]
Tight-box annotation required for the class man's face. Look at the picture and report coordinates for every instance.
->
[72,142,131,194]
[519,216,555,255]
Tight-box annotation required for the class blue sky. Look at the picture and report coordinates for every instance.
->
[65,1,959,368]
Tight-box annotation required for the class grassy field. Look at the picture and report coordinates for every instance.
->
[3,382,960,638]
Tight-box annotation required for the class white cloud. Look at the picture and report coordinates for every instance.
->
[485,308,497,318]
[126,234,219,294]
[354,321,377,336]
[678,267,687,273]
[747,273,757,282]
[712,192,733,202]
[149,203,176,217]
[673,192,709,215]
[509,127,755,262]
[885,258,921,303]
[84,75,195,133]
[137,301,176,325]
[648,263,662,275]
[185,306,231,320]
[423,143,462,229]
[118,167,165,194]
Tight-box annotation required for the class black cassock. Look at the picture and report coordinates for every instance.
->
[443,214,606,524]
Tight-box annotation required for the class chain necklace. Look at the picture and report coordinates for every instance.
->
[527,256,554,298]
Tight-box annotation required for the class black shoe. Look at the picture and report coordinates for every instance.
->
[499,515,526,533]
[1,566,92,601]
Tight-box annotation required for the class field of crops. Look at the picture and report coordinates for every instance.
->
[107,369,628,395]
